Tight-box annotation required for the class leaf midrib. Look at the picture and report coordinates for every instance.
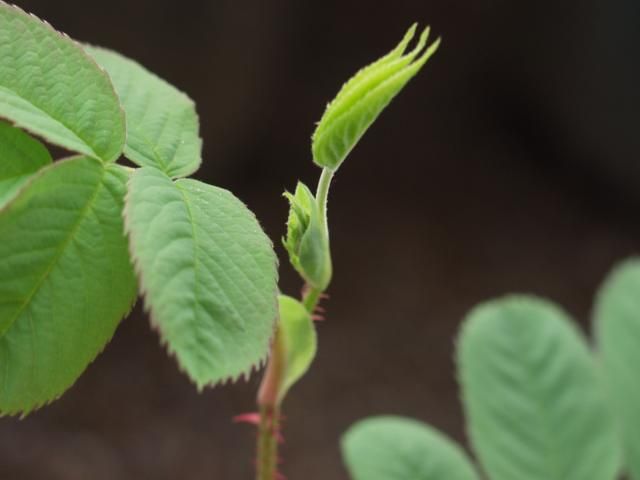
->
[173,183,252,376]
[498,318,562,480]
[172,183,261,380]
[173,182,207,375]
[0,85,100,159]
[0,163,106,338]
[126,95,196,176]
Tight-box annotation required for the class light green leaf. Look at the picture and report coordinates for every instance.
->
[458,295,620,480]
[124,167,278,387]
[0,2,125,162]
[283,182,332,289]
[341,416,480,480]
[595,258,640,479]
[277,295,317,402]
[312,24,440,171]
[0,157,137,415]
[85,46,202,178]
[0,121,51,206]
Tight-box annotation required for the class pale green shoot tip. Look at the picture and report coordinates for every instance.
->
[311,23,441,171]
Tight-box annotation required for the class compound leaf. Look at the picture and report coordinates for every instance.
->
[458,295,620,480]
[0,121,51,206]
[124,167,278,387]
[277,295,317,402]
[0,2,125,162]
[595,258,640,479]
[85,46,202,178]
[312,24,440,171]
[341,416,480,480]
[0,157,137,415]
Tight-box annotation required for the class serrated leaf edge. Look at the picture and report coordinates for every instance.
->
[0,1,126,162]
[122,167,279,390]
[84,44,203,177]
[0,157,137,417]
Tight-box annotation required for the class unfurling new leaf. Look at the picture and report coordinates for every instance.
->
[312,24,440,171]
[283,182,332,290]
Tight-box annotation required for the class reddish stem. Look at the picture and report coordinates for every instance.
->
[256,329,286,480]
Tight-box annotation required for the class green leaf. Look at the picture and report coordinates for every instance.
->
[0,121,51,206]
[312,24,440,171]
[124,167,279,387]
[85,46,202,178]
[283,182,332,289]
[277,295,317,402]
[595,258,640,480]
[0,2,125,162]
[0,157,137,415]
[341,416,480,480]
[458,295,620,480]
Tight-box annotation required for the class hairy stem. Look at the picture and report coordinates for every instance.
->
[256,329,285,480]
[302,285,322,312]
[256,404,281,480]
[316,167,333,234]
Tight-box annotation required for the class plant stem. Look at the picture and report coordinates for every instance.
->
[254,167,335,480]
[316,167,334,234]
[256,328,285,480]
[302,285,322,312]
[256,404,281,480]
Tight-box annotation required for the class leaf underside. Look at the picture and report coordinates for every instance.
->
[0,157,137,415]
[0,121,51,206]
[0,2,125,162]
[595,258,640,480]
[341,416,480,480]
[124,167,278,388]
[458,295,620,480]
[85,46,202,178]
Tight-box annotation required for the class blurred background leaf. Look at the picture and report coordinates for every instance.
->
[342,416,479,480]
[595,259,640,480]
[458,296,620,480]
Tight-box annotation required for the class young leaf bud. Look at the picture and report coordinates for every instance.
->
[312,24,440,171]
[283,182,332,290]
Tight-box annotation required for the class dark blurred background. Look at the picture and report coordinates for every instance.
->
[2,0,640,478]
